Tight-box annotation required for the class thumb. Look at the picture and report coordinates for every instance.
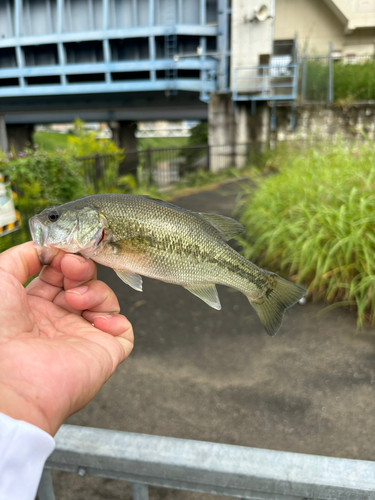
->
[0,242,42,284]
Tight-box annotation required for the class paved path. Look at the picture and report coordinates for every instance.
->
[53,180,375,500]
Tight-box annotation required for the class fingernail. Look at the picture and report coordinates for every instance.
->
[67,254,87,264]
[66,285,89,296]
[93,315,113,321]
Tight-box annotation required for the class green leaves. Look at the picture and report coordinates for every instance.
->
[239,140,375,327]
[0,149,89,253]
[2,149,87,214]
[304,58,375,103]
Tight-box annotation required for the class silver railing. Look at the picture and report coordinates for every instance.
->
[232,64,298,102]
[38,424,375,500]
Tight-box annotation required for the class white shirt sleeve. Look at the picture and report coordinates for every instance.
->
[0,412,55,500]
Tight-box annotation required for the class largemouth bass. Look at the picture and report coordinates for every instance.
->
[29,194,305,336]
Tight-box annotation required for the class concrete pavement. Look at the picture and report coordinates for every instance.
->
[52,180,375,500]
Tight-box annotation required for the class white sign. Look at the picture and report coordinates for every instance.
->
[0,180,17,229]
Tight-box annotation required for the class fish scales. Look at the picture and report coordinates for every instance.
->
[84,195,264,292]
[29,194,305,336]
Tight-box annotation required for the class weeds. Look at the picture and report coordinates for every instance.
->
[302,57,375,103]
[238,140,375,327]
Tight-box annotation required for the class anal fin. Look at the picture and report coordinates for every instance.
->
[184,284,221,310]
[115,269,143,292]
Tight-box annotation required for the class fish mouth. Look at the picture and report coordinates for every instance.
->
[29,216,48,248]
[29,216,60,265]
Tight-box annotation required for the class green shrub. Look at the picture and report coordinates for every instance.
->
[238,140,375,326]
[0,149,88,252]
[68,119,124,188]
[1,149,87,214]
[68,119,122,157]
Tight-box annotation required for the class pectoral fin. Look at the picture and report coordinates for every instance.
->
[184,284,221,310]
[115,269,143,292]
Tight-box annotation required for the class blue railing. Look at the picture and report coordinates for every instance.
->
[0,0,225,101]
[38,424,375,500]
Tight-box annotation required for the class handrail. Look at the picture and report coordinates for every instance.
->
[39,424,375,500]
[232,64,298,102]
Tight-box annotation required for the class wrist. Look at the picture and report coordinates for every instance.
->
[0,384,57,435]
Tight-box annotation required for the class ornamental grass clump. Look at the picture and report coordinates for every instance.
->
[239,140,375,326]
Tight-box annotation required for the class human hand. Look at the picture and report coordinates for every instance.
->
[0,242,133,435]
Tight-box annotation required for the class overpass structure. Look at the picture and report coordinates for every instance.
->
[0,0,298,168]
[1,0,375,166]
[0,0,228,150]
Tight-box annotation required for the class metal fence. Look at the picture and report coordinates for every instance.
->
[300,44,375,104]
[38,424,375,500]
[78,144,250,190]
[79,152,125,192]
[231,44,375,106]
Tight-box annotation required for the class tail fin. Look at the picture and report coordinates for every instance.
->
[247,274,306,337]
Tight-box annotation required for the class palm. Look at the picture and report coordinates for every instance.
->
[0,243,133,435]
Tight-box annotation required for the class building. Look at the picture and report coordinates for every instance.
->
[275,0,375,56]
[0,0,374,164]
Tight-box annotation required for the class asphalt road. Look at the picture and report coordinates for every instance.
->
[51,180,375,500]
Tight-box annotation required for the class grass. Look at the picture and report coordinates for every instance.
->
[302,58,375,103]
[33,131,71,151]
[334,59,375,102]
[34,131,190,153]
[238,140,375,327]
[137,136,189,150]
[303,59,329,102]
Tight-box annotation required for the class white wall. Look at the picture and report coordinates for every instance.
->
[231,0,274,90]
[274,0,375,55]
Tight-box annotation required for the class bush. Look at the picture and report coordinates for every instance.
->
[239,140,375,326]
[68,119,124,188]
[0,149,89,252]
[1,149,87,214]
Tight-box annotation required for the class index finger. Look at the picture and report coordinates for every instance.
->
[0,241,42,284]
[27,252,97,302]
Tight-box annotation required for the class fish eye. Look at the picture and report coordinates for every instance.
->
[48,210,60,222]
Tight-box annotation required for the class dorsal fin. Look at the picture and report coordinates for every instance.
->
[142,196,245,241]
[199,213,245,241]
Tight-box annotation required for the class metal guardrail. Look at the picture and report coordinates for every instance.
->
[38,424,375,500]
[233,64,298,102]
